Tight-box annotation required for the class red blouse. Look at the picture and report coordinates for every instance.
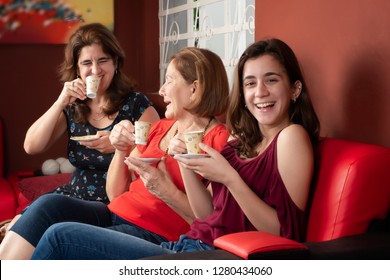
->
[108,119,229,241]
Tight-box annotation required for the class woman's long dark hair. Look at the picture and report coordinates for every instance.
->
[227,38,320,158]
[58,23,136,123]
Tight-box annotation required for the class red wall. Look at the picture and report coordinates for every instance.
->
[1,0,390,174]
[0,1,160,174]
[255,0,390,148]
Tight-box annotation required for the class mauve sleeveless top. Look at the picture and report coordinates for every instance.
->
[186,132,306,246]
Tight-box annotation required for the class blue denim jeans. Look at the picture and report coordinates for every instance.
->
[161,235,213,252]
[11,193,111,247]
[11,193,167,247]
[31,222,213,259]
[109,214,168,245]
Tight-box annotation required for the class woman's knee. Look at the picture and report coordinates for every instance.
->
[20,194,79,225]
[35,193,73,204]
[29,193,71,211]
[42,222,76,243]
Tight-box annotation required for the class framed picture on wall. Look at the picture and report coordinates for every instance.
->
[0,0,114,44]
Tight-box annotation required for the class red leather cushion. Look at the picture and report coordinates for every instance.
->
[17,173,71,202]
[214,231,308,260]
[307,138,390,242]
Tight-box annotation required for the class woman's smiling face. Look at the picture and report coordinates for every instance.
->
[242,54,295,129]
[159,60,194,119]
[77,43,116,94]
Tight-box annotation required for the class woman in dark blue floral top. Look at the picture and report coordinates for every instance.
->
[59,92,153,203]
[0,23,160,238]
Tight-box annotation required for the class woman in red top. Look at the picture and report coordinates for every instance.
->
[0,47,230,259]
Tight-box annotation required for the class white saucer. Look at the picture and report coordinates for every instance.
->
[70,135,100,141]
[175,154,210,159]
[137,158,161,164]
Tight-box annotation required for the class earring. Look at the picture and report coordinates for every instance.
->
[292,97,297,103]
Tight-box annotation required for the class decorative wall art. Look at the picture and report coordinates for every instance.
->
[0,0,114,44]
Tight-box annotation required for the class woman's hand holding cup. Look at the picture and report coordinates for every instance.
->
[109,120,136,152]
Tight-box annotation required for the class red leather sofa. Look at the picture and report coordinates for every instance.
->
[6,171,71,217]
[147,137,390,260]
[0,119,16,222]
[2,171,72,222]
[1,111,390,258]
[0,118,71,222]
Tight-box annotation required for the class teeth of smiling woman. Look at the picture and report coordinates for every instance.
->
[256,102,274,109]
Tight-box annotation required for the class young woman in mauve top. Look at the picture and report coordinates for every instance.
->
[0,47,230,259]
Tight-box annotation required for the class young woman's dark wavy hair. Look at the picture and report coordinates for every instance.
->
[227,38,320,158]
[58,23,136,123]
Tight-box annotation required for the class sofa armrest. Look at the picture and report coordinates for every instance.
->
[213,231,308,260]
[144,231,390,260]
[0,178,17,221]
[214,231,390,260]
[7,170,39,213]
[304,232,390,259]
[0,170,35,220]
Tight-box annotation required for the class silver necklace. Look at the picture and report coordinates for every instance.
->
[92,102,107,121]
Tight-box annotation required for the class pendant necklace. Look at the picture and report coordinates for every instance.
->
[92,103,107,121]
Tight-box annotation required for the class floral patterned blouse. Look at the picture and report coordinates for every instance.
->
[53,92,152,203]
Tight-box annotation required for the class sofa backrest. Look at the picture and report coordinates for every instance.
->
[0,118,4,178]
[306,138,390,242]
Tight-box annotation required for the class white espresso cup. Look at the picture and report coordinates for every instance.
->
[183,130,204,154]
[134,121,152,145]
[86,75,101,98]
